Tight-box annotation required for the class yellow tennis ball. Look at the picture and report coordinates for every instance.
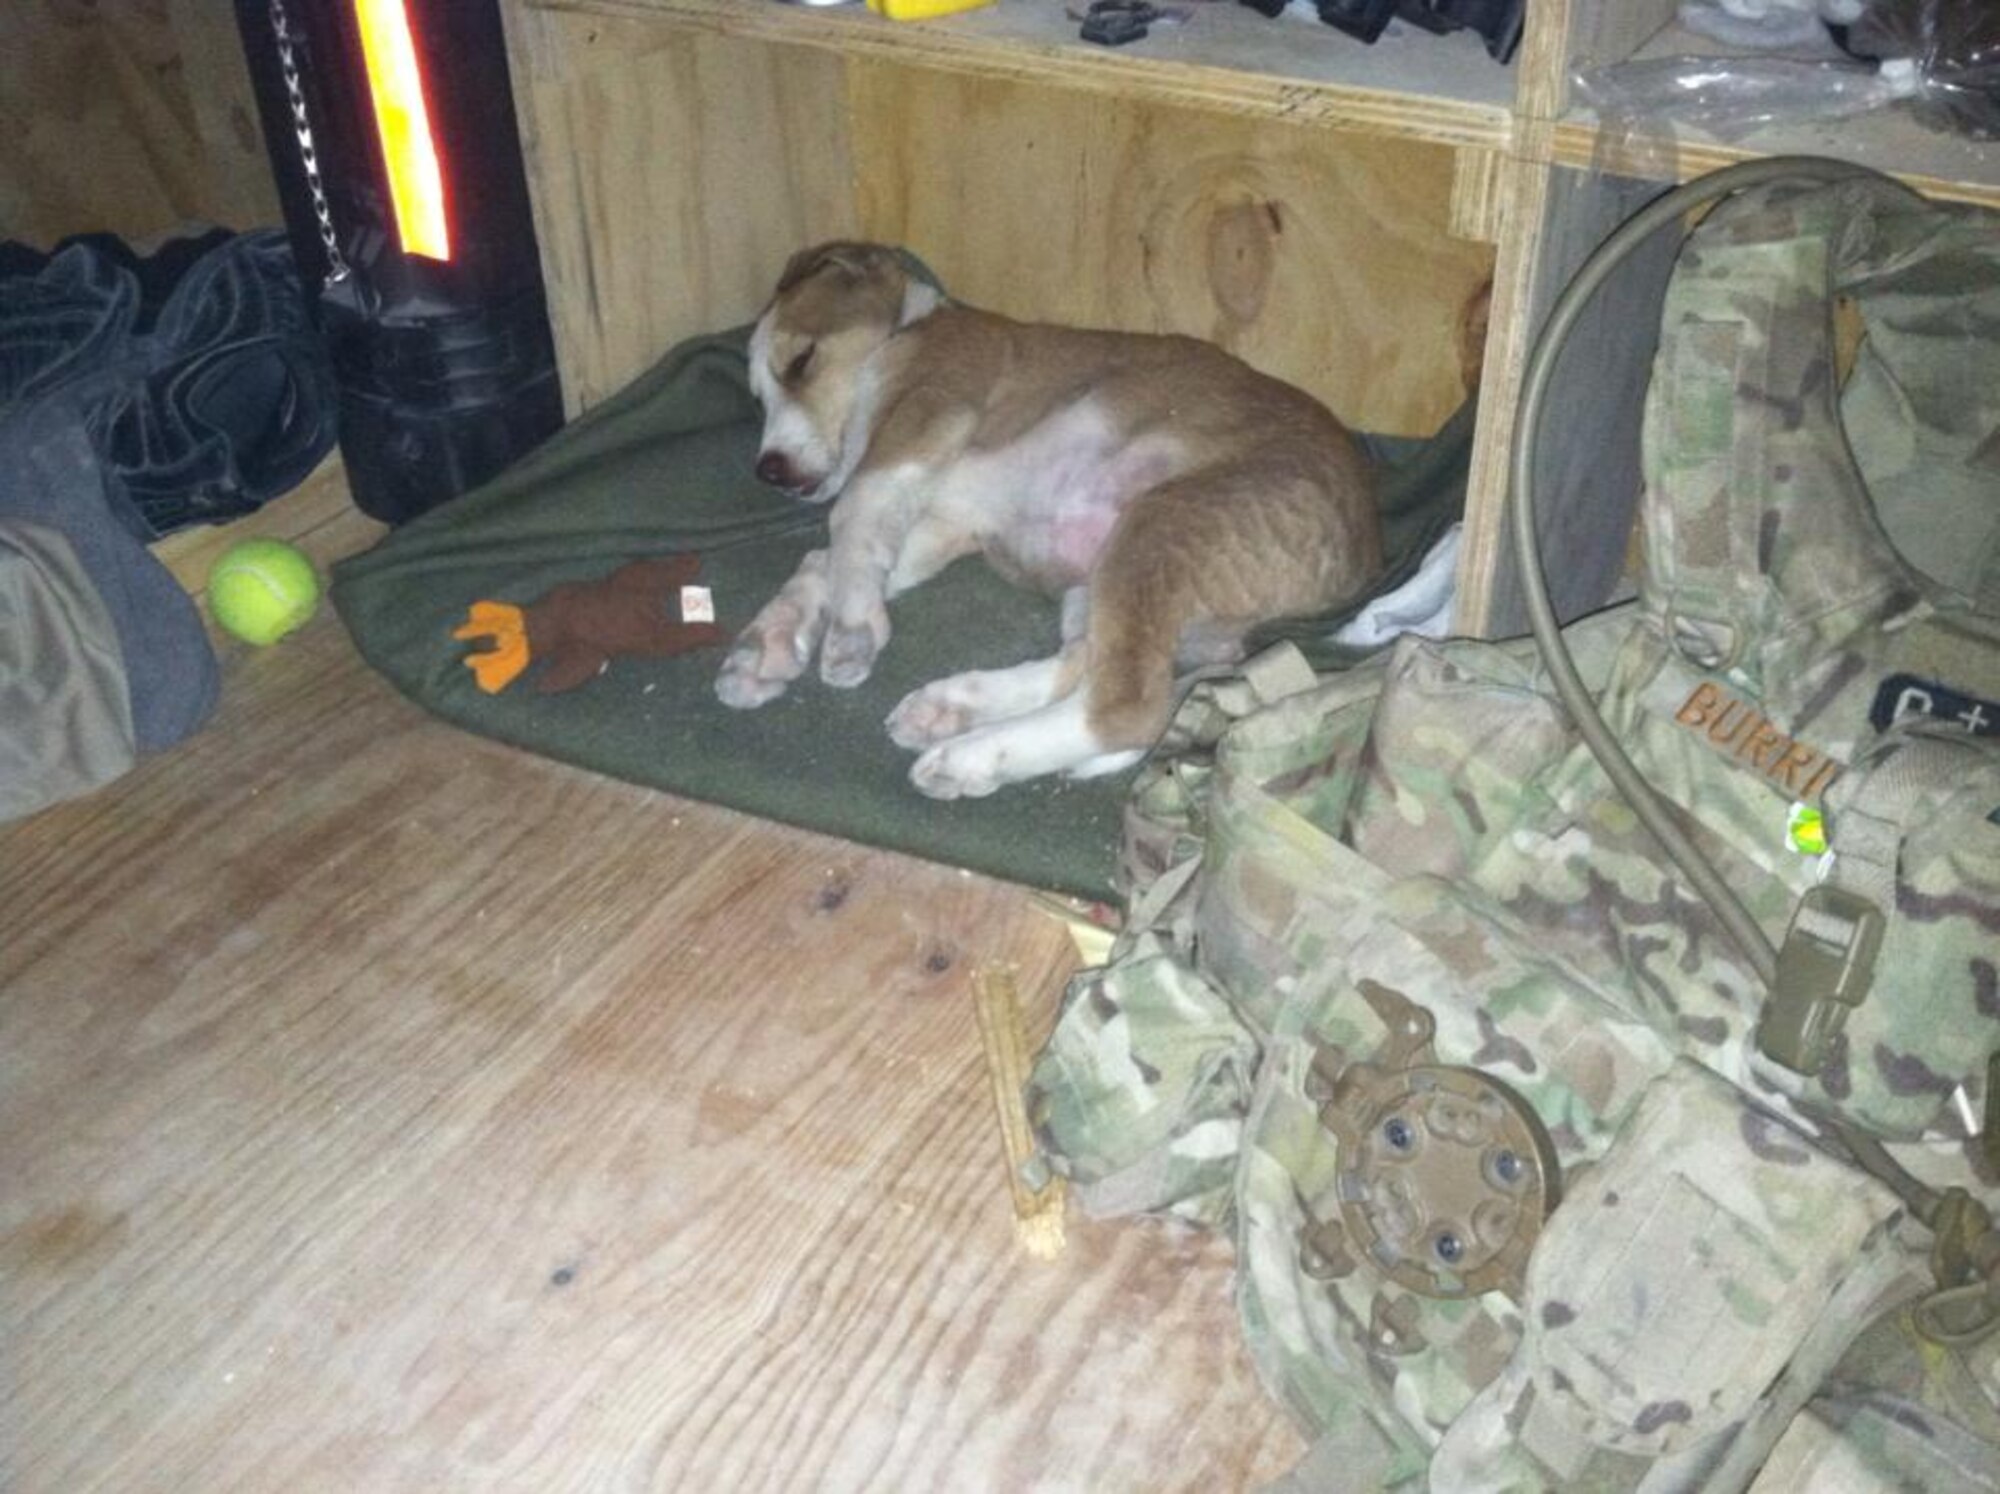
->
[208,539,321,646]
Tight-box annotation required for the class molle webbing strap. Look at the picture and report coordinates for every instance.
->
[1239,640,1322,704]
[1824,731,1970,910]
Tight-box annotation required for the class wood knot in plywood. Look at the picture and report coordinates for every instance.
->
[1208,199,1280,327]
[815,869,853,914]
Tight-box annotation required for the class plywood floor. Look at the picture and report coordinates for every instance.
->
[0,610,1301,1492]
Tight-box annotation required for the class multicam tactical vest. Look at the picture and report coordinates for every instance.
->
[1027,176,2000,1491]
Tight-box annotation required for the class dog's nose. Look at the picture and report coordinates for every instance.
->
[755,451,794,489]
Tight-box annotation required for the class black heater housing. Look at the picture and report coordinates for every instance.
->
[234,0,562,524]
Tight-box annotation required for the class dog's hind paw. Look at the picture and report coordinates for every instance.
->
[886,685,972,750]
[910,739,1005,800]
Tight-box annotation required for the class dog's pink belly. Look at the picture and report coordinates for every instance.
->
[987,503,1120,592]
[966,417,1184,593]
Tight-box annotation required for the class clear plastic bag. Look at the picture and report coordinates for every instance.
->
[1840,0,2000,139]
[1574,0,2000,145]
[1573,54,1921,141]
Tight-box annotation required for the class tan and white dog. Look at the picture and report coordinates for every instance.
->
[717,242,1383,799]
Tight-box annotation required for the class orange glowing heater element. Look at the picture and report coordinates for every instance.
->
[354,0,450,261]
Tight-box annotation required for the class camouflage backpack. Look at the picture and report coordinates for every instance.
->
[1027,173,2000,1491]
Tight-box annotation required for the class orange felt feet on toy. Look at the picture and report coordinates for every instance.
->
[453,600,532,693]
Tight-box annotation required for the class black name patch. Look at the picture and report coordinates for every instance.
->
[1870,673,2000,737]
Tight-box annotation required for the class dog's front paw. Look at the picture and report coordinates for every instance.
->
[886,683,973,750]
[715,614,817,709]
[716,646,792,709]
[819,618,885,690]
[910,737,1006,800]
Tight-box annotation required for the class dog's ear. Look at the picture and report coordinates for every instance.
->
[774,245,835,294]
[775,242,902,295]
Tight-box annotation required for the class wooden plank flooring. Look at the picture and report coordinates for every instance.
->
[0,612,1300,1492]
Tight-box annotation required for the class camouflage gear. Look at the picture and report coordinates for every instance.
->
[1619,173,2000,1140]
[1028,175,2000,1489]
[1025,930,1254,1228]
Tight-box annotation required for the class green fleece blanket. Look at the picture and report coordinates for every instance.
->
[332,327,1466,900]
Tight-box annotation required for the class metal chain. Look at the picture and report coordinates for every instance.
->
[268,0,351,286]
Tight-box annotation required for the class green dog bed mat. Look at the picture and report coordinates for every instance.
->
[332,326,1469,902]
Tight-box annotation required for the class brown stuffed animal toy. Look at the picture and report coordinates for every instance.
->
[453,553,724,694]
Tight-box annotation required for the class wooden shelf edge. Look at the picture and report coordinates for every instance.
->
[1549,120,2000,210]
[538,0,1515,149]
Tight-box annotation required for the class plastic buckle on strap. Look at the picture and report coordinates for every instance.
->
[1757,886,1885,1075]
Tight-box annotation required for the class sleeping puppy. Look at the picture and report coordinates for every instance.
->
[717,241,1383,799]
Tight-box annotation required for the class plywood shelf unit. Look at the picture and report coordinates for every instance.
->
[505,0,1998,642]
[504,0,1509,444]
[546,0,1518,145]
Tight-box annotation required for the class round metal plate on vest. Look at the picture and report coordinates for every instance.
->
[1332,1064,1559,1300]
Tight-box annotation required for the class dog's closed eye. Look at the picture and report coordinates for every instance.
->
[783,344,817,384]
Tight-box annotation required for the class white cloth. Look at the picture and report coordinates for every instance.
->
[1334,523,1462,649]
